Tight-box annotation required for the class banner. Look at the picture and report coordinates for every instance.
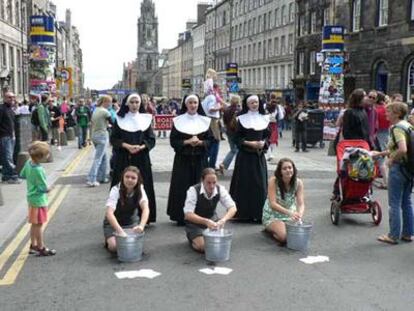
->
[154,115,174,130]
[322,26,344,51]
[30,16,55,45]
[318,52,345,104]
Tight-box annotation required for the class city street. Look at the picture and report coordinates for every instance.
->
[1,132,413,311]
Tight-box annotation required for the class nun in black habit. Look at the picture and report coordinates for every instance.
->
[167,94,214,225]
[110,93,157,223]
[229,94,270,222]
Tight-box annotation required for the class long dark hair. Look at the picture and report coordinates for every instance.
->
[240,94,266,115]
[119,166,143,207]
[348,89,365,109]
[117,93,146,117]
[180,94,206,115]
[274,158,297,200]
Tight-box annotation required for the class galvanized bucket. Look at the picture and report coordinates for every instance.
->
[203,229,233,262]
[286,221,312,252]
[115,229,144,262]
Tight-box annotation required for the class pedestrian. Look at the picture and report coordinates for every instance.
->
[167,94,213,226]
[48,97,61,147]
[262,158,306,245]
[375,102,413,244]
[75,99,90,149]
[0,91,20,183]
[20,141,56,256]
[184,168,237,253]
[277,100,286,138]
[110,93,157,223]
[229,94,270,223]
[293,101,309,152]
[87,95,113,187]
[374,92,390,189]
[37,93,51,142]
[219,94,241,173]
[103,166,149,253]
[266,94,279,162]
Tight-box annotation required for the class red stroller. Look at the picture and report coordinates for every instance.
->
[330,140,382,225]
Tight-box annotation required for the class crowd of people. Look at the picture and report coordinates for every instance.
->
[2,67,414,256]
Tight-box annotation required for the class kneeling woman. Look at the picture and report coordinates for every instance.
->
[262,158,305,244]
[103,166,150,253]
[184,168,237,253]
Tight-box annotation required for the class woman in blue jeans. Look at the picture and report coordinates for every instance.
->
[374,102,413,244]
[87,95,113,187]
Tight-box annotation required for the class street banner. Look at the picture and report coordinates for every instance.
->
[30,16,55,45]
[56,67,73,97]
[322,26,344,51]
[154,115,174,130]
[226,63,238,77]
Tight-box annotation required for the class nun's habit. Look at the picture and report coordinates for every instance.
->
[110,94,157,223]
[166,95,214,224]
[229,95,270,222]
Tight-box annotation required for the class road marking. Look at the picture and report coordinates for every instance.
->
[62,146,91,177]
[0,185,62,274]
[0,185,70,286]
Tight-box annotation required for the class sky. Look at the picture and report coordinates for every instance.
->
[51,0,206,90]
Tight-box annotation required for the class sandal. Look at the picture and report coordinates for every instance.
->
[29,244,39,255]
[377,234,398,245]
[401,236,413,242]
[37,247,57,256]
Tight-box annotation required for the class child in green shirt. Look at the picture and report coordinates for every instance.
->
[20,141,56,256]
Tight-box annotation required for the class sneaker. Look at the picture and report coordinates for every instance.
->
[86,181,100,187]
[98,178,110,184]
[37,247,56,256]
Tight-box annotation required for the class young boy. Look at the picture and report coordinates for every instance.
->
[20,141,56,256]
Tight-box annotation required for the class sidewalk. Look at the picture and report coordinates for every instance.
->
[0,141,82,248]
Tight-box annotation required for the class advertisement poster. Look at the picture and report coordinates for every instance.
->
[318,53,345,104]
[154,115,174,130]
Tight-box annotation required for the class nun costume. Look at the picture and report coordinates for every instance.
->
[229,95,270,222]
[166,94,214,225]
[110,93,157,223]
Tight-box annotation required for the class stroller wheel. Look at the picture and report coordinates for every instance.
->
[330,201,340,225]
[370,201,382,225]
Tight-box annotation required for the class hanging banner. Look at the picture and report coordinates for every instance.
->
[30,16,55,45]
[322,26,344,51]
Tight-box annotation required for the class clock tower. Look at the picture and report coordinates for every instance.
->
[137,0,159,94]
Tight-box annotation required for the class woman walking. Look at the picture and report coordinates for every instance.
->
[110,93,157,223]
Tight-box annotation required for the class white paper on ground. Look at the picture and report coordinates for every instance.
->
[299,255,330,264]
[115,269,161,279]
[199,267,233,275]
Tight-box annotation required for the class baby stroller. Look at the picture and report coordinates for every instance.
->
[330,139,382,225]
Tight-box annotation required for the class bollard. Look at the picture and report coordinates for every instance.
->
[60,132,68,146]
[66,127,75,141]
[16,152,30,174]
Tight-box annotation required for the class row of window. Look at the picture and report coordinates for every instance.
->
[351,0,388,31]
[239,64,293,89]
[0,41,23,94]
[297,51,317,76]
[0,0,26,29]
[233,34,294,65]
[297,7,330,37]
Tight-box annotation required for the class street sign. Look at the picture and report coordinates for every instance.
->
[229,81,240,93]
[322,26,344,51]
[226,63,238,77]
[181,79,192,89]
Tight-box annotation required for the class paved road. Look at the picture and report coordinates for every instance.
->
[1,132,413,311]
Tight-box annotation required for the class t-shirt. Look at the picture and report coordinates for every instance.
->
[106,184,148,211]
[20,160,48,207]
[388,120,413,162]
[91,107,111,135]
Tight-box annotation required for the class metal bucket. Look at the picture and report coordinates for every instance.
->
[115,229,144,262]
[203,229,233,262]
[286,221,312,252]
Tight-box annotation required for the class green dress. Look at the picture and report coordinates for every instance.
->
[262,179,298,227]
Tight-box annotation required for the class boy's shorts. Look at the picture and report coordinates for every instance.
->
[28,206,48,224]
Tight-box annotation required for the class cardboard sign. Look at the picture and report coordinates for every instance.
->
[154,114,174,130]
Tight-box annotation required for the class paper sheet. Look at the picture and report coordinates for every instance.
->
[199,267,233,275]
[299,255,330,264]
[115,269,161,279]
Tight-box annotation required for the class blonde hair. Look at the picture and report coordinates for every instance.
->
[206,68,217,80]
[28,141,50,162]
[97,95,112,107]
[386,102,408,120]
[230,94,241,104]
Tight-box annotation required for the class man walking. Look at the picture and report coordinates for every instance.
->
[0,91,20,183]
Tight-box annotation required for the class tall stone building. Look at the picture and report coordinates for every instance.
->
[137,0,160,95]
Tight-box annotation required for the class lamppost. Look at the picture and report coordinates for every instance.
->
[20,0,28,97]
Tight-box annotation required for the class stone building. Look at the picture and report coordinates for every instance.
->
[137,0,160,95]
[192,23,205,95]
[121,61,138,91]
[0,0,29,100]
[342,0,414,103]
[181,23,195,95]
[166,45,182,99]
[232,0,296,99]
[205,0,231,88]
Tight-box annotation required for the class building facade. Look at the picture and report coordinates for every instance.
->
[167,45,182,99]
[232,0,296,99]
[0,0,28,100]
[192,23,205,95]
[181,27,194,95]
[137,0,160,95]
